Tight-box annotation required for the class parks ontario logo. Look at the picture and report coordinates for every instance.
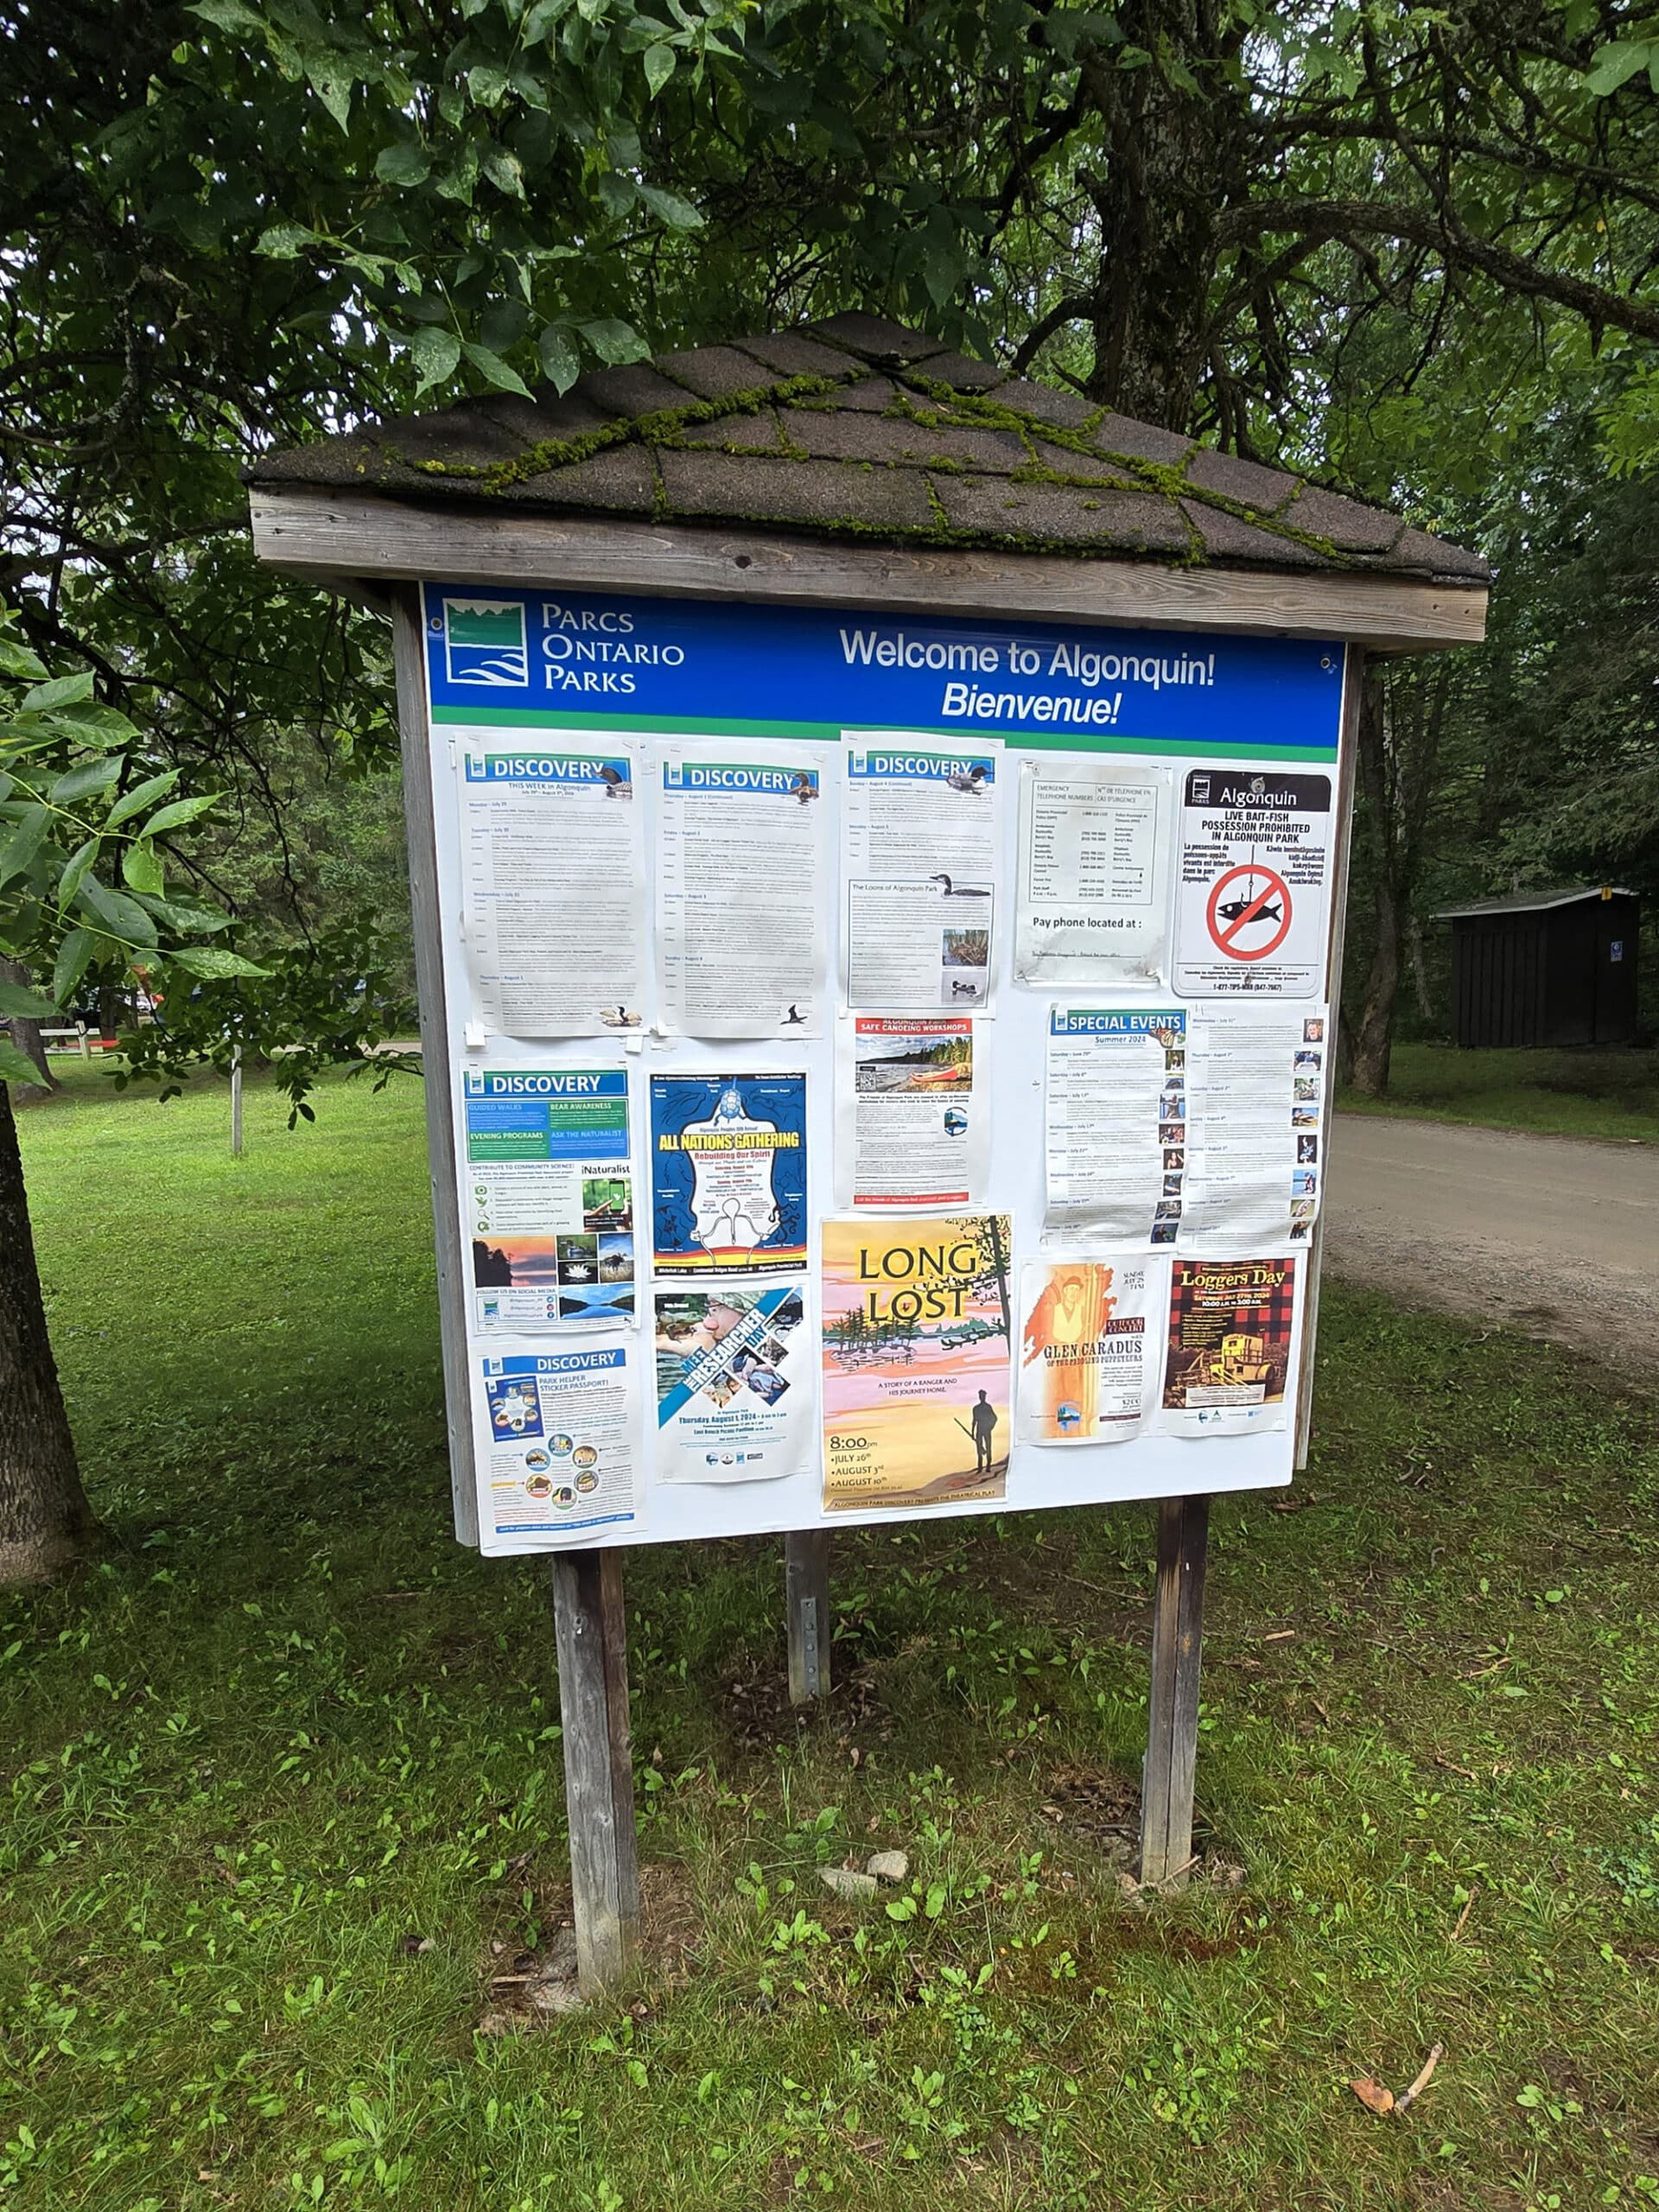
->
[442,596,529,687]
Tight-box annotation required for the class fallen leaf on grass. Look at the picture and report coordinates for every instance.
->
[1350,2044,1444,2120]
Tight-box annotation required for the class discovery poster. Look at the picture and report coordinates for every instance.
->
[463,1066,634,1328]
[821,1214,1013,1512]
[478,1346,639,1542]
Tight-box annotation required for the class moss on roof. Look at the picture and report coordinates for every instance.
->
[247,312,1489,585]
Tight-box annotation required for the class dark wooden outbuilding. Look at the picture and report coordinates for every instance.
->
[1437,886,1639,1048]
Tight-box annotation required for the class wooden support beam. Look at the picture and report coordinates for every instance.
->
[390,587,480,1544]
[550,1549,639,1994]
[785,1531,832,1706]
[250,488,1488,652]
[1140,1495,1211,1886]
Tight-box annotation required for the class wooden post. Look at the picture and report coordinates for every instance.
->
[1140,1494,1210,1886]
[76,1021,91,1062]
[550,1549,639,1994]
[785,1530,832,1706]
[230,1046,244,1158]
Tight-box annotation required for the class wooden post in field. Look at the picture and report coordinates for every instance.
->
[230,1046,244,1157]
[785,1530,832,1706]
[550,1549,639,1993]
[76,1021,90,1061]
[1140,1494,1211,1886]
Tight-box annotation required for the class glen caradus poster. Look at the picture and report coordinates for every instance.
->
[821,1214,1013,1511]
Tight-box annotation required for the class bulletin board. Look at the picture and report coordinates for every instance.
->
[416,581,1350,1555]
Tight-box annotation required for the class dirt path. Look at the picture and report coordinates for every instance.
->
[1324,1115,1659,1379]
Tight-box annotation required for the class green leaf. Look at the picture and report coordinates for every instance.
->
[480,147,525,198]
[468,62,509,105]
[0,804,50,887]
[0,982,57,1020]
[132,894,232,935]
[55,837,100,912]
[53,928,98,1003]
[0,1039,47,1087]
[1585,39,1653,93]
[523,0,573,41]
[51,701,137,744]
[924,1882,947,1920]
[257,222,316,258]
[78,877,159,947]
[537,323,582,393]
[406,327,461,393]
[165,946,272,980]
[643,42,676,97]
[122,841,166,896]
[0,637,48,681]
[188,0,266,32]
[635,181,703,232]
[375,139,431,187]
[49,756,124,807]
[105,769,181,829]
[580,317,649,365]
[22,671,94,713]
[141,792,222,836]
[461,341,532,398]
[304,56,355,131]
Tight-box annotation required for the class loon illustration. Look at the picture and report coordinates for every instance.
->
[930,874,990,897]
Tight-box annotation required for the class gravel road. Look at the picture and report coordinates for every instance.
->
[1323,1115,1659,1379]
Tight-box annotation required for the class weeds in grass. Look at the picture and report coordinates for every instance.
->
[2,1067,1657,2209]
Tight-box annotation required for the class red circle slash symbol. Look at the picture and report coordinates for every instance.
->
[1206,863,1292,961]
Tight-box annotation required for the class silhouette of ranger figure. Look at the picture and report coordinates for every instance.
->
[970,1389,998,1474]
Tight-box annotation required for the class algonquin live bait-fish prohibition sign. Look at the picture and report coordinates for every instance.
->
[1205,859,1294,962]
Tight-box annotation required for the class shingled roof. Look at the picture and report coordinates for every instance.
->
[249,313,1488,585]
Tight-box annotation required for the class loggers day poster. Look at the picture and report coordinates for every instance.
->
[821,1214,1013,1511]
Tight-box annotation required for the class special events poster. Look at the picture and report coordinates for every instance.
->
[1161,1255,1297,1434]
[821,1214,1013,1512]
[650,1072,808,1276]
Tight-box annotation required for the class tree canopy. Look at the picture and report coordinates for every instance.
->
[1,0,1656,1037]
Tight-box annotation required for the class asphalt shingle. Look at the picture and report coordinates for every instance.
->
[246,315,1489,584]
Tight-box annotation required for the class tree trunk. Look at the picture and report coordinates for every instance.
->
[0,954,58,1103]
[1349,894,1402,1096]
[1348,670,1403,1096]
[0,1077,99,1585]
[1077,0,1247,429]
[1345,661,1455,1096]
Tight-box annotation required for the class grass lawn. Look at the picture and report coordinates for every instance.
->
[1338,1041,1659,1144]
[4,1064,1658,2212]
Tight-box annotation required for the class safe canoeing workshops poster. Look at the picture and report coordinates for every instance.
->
[821,1214,1013,1511]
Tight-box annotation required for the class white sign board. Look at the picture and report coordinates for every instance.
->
[412,583,1349,1553]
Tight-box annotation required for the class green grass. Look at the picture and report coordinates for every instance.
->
[4,1065,1659,2212]
[1338,1041,1659,1143]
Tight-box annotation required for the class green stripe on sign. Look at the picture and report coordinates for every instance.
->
[431,707,1337,761]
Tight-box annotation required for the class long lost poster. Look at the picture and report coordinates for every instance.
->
[822,1215,1013,1512]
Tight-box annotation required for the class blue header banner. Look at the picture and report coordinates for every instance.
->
[422,583,1344,759]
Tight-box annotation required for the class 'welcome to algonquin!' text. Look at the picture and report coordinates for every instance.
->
[838,628,1218,727]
